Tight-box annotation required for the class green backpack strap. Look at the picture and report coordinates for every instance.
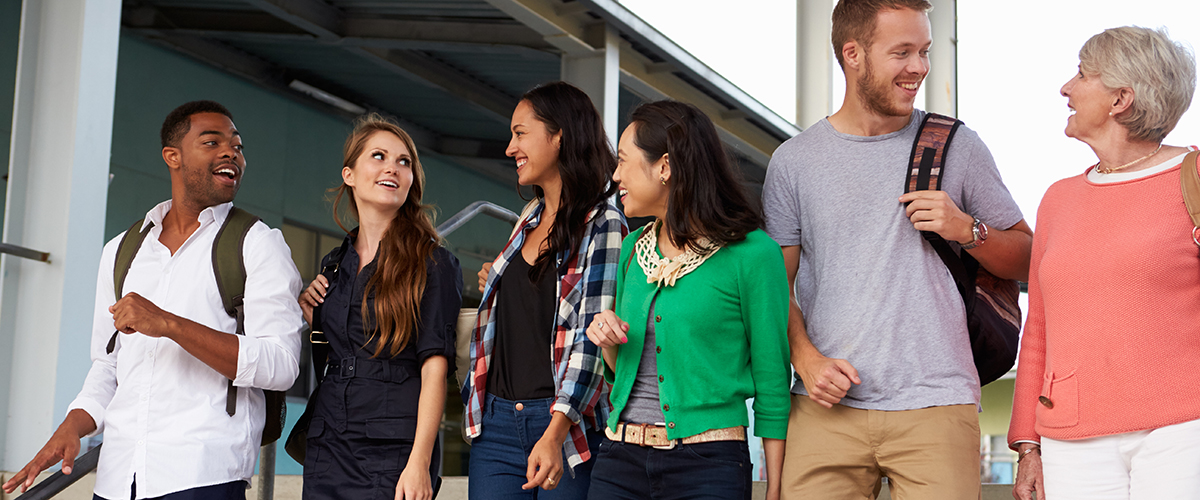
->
[107,219,154,355]
[211,207,261,418]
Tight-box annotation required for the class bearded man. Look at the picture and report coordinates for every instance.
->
[761,1,1033,498]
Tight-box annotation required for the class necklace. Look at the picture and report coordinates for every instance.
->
[634,221,720,287]
[1095,144,1163,174]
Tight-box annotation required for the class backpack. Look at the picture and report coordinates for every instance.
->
[904,113,1022,386]
[1182,150,1200,251]
[105,207,287,446]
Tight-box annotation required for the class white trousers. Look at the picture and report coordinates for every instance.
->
[1042,417,1200,500]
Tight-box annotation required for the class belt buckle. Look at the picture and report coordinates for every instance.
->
[339,357,356,378]
[645,425,676,450]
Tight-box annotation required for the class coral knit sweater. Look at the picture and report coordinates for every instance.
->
[1008,156,1200,448]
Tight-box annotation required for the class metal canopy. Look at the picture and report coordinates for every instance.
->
[119,0,798,177]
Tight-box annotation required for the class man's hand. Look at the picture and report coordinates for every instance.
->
[2,409,96,494]
[109,292,176,338]
[899,190,974,244]
[477,262,492,294]
[1012,444,1044,500]
[796,349,860,408]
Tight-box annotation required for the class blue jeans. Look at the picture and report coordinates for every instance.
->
[469,394,598,499]
[587,436,752,500]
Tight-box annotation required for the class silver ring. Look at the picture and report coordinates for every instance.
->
[598,321,606,329]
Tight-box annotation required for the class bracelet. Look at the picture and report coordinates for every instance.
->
[1017,446,1040,463]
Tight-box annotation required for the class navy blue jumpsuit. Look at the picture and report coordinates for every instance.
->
[302,237,462,499]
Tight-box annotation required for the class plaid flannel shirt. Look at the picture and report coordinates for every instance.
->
[462,199,627,470]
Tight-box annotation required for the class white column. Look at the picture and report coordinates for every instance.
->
[926,0,957,116]
[797,0,835,130]
[561,23,620,151]
[0,0,121,469]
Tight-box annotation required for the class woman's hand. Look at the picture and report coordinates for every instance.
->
[298,274,330,326]
[1012,445,1044,500]
[394,461,433,500]
[477,262,492,294]
[523,412,571,491]
[586,310,629,348]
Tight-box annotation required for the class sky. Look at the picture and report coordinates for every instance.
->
[617,0,1200,229]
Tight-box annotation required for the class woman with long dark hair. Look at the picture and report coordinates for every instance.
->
[586,101,792,500]
[464,81,627,498]
[298,114,462,500]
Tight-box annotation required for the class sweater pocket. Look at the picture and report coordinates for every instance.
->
[1037,370,1079,429]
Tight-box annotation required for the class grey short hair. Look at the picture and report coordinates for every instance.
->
[1080,26,1196,143]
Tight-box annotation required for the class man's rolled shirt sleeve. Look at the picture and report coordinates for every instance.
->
[233,227,303,391]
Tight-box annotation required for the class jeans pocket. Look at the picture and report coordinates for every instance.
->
[681,441,750,468]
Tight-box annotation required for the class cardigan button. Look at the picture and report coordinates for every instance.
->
[658,375,664,382]
[656,346,662,354]
[655,315,662,322]
[1038,396,1054,409]
[663,404,670,411]
[668,422,675,429]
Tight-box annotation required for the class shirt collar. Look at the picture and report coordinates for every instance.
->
[142,200,234,231]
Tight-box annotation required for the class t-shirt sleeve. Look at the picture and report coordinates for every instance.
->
[762,142,803,247]
[951,128,1025,230]
[416,247,464,369]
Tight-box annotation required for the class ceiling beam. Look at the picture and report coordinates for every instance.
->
[242,0,345,40]
[348,47,517,125]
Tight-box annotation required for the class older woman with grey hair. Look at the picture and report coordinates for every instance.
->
[1008,26,1200,500]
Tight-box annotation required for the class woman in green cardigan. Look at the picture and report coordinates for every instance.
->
[584,100,792,500]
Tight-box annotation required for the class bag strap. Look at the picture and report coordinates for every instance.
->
[309,236,351,384]
[211,207,261,417]
[1181,150,1200,248]
[904,113,972,299]
[107,219,154,355]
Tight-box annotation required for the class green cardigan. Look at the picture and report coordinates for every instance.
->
[605,225,792,440]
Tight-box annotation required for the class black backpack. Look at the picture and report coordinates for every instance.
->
[105,207,286,446]
[904,113,1022,386]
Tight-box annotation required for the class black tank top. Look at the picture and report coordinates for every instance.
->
[487,253,557,400]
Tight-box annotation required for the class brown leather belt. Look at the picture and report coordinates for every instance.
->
[604,422,746,450]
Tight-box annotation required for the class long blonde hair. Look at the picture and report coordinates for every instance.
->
[332,113,440,358]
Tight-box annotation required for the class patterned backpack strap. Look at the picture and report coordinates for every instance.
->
[1180,150,1200,248]
[904,112,963,195]
[107,218,154,355]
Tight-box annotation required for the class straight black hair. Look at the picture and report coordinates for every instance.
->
[520,81,618,281]
[629,100,761,252]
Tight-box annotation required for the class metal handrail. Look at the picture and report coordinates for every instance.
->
[0,242,50,263]
[17,445,101,500]
[437,201,519,237]
[19,442,280,499]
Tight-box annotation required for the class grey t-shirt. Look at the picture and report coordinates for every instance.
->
[762,111,1023,411]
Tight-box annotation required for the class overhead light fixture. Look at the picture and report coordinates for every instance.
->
[289,80,366,115]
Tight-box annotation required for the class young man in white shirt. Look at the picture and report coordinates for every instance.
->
[3,101,304,500]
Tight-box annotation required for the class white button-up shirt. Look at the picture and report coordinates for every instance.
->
[69,201,303,499]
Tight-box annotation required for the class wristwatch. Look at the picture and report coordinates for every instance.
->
[961,217,988,250]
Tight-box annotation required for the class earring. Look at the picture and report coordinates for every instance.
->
[660,177,666,186]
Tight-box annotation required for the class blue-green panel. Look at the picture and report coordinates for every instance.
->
[1,0,21,223]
